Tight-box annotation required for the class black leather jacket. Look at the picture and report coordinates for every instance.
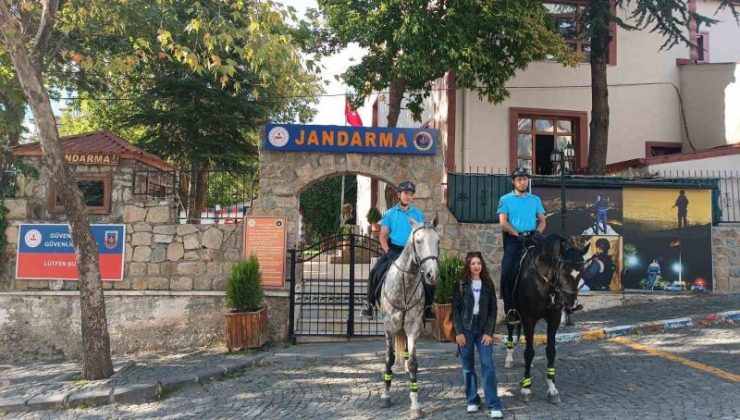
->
[452,280,498,336]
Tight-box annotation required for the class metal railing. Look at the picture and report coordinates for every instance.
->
[133,165,258,223]
[447,169,737,224]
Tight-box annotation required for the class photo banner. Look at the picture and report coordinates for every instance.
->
[263,124,438,155]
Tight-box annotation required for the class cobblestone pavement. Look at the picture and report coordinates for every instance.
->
[8,323,738,420]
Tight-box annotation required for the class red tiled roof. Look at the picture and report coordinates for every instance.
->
[606,143,740,173]
[11,131,173,171]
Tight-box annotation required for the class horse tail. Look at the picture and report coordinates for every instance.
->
[516,323,522,343]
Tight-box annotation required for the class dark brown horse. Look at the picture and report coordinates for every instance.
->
[504,235,587,404]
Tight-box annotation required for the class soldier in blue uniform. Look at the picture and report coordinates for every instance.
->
[497,167,546,325]
[361,181,435,320]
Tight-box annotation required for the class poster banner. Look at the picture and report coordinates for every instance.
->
[621,188,713,292]
[243,216,287,289]
[16,224,126,281]
[533,185,713,292]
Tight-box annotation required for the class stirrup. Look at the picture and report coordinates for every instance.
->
[505,309,521,325]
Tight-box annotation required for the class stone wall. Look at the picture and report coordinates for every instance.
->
[8,156,153,223]
[712,226,739,293]
[0,291,290,362]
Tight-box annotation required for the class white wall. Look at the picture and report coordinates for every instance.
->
[698,0,740,63]
[455,3,691,171]
[680,63,740,149]
[356,175,372,234]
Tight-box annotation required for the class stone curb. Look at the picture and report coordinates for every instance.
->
[489,309,739,346]
[0,354,264,414]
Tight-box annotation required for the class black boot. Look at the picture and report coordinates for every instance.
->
[361,303,374,319]
[424,305,435,321]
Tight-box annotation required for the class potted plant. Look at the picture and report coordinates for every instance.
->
[432,254,464,341]
[224,255,268,350]
[366,207,382,233]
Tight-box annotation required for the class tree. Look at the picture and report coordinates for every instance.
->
[317,0,577,127]
[300,175,357,243]
[54,0,322,221]
[0,0,114,379]
[584,0,738,174]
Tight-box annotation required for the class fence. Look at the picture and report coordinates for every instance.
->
[447,169,738,224]
[133,165,258,223]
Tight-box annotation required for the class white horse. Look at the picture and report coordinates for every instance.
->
[378,216,440,419]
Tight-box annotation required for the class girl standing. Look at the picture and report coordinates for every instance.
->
[452,252,503,418]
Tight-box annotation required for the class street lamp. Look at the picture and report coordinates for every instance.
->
[550,145,576,236]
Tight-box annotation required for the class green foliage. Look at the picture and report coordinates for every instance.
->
[316,0,577,122]
[366,207,382,224]
[434,254,464,304]
[226,255,264,312]
[299,176,357,243]
[0,161,38,264]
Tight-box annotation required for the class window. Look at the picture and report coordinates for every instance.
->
[544,1,617,65]
[509,108,588,174]
[50,174,112,214]
[545,2,591,57]
[696,32,709,62]
[646,142,682,158]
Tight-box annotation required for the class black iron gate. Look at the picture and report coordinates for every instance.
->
[289,233,384,343]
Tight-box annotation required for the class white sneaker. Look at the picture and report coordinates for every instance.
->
[490,409,503,418]
[466,404,479,413]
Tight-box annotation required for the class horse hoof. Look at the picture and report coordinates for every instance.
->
[381,397,391,408]
[548,392,561,404]
[521,390,533,403]
[409,408,423,419]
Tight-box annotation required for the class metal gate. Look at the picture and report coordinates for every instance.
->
[289,233,384,343]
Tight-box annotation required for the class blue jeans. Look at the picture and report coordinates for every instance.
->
[459,322,503,410]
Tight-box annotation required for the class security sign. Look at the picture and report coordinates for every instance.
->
[16,224,126,281]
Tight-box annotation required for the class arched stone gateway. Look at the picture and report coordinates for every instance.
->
[251,150,453,249]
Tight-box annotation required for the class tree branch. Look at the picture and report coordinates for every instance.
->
[30,0,60,72]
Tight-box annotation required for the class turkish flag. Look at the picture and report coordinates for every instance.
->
[345,100,363,127]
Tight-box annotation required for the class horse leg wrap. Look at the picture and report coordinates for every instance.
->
[506,340,515,350]
[521,377,533,388]
[384,373,393,382]
[402,351,409,360]
[409,382,419,393]
[547,367,556,380]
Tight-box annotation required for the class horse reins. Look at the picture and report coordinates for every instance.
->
[512,243,579,309]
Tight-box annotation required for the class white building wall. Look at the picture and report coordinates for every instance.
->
[697,0,740,63]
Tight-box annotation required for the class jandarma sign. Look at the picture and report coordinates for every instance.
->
[64,153,119,165]
[263,124,437,155]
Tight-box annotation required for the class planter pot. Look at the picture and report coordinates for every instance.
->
[431,303,453,342]
[225,306,269,350]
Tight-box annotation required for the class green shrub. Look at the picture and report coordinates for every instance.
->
[434,254,464,304]
[366,207,382,224]
[226,255,264,312]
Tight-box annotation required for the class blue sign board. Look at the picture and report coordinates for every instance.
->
[16,224,126,281]
[263,124,438,155]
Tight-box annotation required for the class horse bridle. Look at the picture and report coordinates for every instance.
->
[514,245,580,309]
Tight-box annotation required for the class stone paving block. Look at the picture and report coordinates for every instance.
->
[195,366,226,383]
[717,310,740,321]
[158,374,198,393]
[604,325,635,338]
[0,397,27,413]
[26,392,68,411]
[111,383,160,404]
[555,332,581,343]
[67,388,112,408]
[661,317,692,330]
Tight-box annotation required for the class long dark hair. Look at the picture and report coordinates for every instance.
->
[463,252,495,290]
